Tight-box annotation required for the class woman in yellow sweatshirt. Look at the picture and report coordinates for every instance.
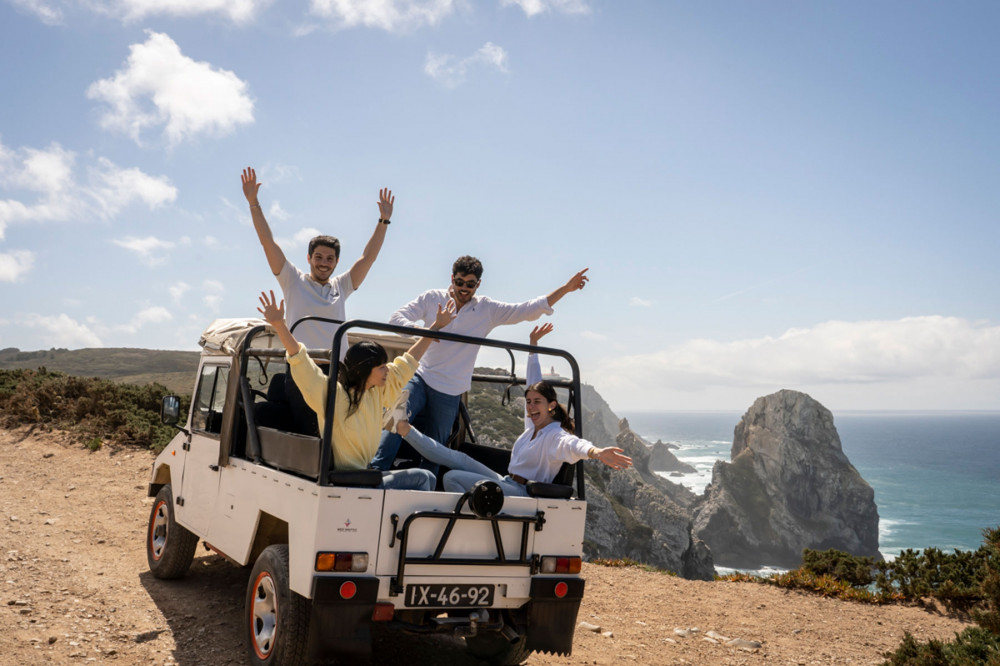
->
[257,290,455,490]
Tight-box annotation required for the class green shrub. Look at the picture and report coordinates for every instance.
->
[0,368,185,453]
[803,548,876,587]
[875,547,986,607]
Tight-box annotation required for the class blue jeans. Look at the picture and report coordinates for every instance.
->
[402,426,528,497]
[370,374,461,476]
[379,468,435,491]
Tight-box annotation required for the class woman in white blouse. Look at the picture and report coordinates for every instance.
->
[388,323,632,496]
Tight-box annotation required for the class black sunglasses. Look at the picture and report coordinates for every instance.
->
[452,277,480,289]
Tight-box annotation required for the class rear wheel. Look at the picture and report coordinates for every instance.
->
[245,544,311,665]
[146,484,199,579]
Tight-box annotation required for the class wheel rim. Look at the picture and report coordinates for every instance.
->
[149,500,168,561]
[251,571,278,659]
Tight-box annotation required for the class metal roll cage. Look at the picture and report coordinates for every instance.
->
[238,316,587,498]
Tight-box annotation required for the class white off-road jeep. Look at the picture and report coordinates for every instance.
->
[146,318,590,665]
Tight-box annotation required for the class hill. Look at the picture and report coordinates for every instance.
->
[0,347,199,395]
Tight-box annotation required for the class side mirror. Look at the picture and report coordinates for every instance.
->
[161,395,182,426]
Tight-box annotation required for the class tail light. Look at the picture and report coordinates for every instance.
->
[540,556,582,574]
[315,552,369,572]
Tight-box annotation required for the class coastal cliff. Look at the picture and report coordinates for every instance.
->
[691,389,881,569]
[581,420,714,580]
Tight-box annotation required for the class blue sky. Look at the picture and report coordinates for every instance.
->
[1,0,998,413]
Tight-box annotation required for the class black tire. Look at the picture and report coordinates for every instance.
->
[464,627,532,666]
[146,484,199,579]
[244,544,311,666]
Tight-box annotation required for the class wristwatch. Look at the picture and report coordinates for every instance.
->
[380,218,390,225]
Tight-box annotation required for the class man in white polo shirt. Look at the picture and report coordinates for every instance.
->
[370,255,589,475]
[241,166,395,434]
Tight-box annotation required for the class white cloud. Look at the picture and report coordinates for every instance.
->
[580,330,607,341]
[0,250,35,282]
[169,281,191,304]
[596,316,1000,401]
[8,0,63,24]
[0,139,176,239]
[203,279,225,311]
[87,31,254,146]
[88,158,177,217]
[22,313,103,348]
[11,0,269,24]
[104,0,267,24]
[500,0,590,17]
[425,42,509,88]
[117,305,173,334]
[309,0,457,32]
[267,200,290,222]
[276,226,321,256]
[113,235,176,265]
[630,296,652,307]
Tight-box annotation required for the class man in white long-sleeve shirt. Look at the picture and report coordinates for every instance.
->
[370,255,589,474]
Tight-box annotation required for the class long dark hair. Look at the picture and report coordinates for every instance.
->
[338,341,388,417]
[526,380,574,432]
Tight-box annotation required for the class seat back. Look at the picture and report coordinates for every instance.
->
[254,373,292,431]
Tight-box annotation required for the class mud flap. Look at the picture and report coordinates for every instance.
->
[307,576,379,660]
[525,578,585,655]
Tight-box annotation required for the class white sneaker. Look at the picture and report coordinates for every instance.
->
[382,389,409,432]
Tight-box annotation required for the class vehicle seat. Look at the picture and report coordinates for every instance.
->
[254,373,292,431]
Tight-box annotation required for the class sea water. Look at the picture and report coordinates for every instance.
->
[622,410,1000,560]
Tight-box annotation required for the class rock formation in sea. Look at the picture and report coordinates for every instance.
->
[691,389,880,569]
[648,440,697,474]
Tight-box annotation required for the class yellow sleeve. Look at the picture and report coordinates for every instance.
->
[381,352,418,409]
[286,342,328,417]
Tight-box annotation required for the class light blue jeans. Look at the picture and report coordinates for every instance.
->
[370,373,461,476]
[402,426,529,497]
[379,468,435,491]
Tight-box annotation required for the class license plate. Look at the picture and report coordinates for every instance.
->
[405,583,495,608]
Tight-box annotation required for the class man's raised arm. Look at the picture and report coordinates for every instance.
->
[348,187,394,289]
[546,267,590,307]
[242,166,286,276]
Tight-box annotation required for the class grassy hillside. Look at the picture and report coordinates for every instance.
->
[0,368,185,452]
[0,347,199,395]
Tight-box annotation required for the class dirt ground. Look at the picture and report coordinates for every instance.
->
[1,426,973,665]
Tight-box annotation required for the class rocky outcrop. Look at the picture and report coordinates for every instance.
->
[692,390,880,569]
[581,422,714,580]
[648,440,696,474]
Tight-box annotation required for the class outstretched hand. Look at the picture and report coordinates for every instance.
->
[430,300,457,332]
[242,167,261,204]
[256,290,284,326]
[378,188,394,221]
[565,267,589,293]
[595,447,633,471]
[529,322,553,346]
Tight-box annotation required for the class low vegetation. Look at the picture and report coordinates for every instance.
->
[719,528,1000,664]
[0,368,185,452]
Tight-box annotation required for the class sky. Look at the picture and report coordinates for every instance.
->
[1,0,999,414]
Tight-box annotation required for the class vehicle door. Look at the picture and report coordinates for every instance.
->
[177,361,229,536]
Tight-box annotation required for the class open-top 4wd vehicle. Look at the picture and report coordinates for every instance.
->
[147,317,590,665]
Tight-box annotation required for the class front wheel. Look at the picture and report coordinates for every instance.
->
[146,484,199,579]
[245,544,311,665]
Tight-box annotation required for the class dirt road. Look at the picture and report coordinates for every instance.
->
[1,427,972,665]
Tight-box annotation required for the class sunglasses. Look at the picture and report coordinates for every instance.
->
[452,277,480,289]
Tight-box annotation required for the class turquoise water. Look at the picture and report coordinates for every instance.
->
[622,410,1000,559]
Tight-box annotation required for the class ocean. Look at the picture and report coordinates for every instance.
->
[621,410,1000,561]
